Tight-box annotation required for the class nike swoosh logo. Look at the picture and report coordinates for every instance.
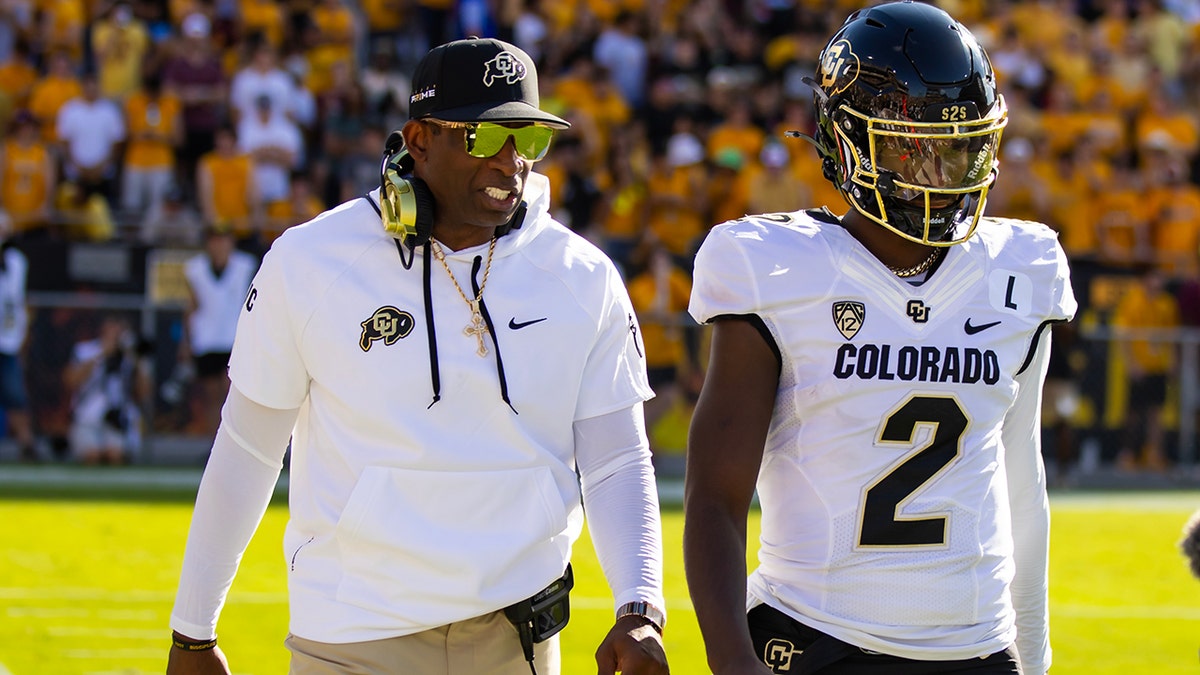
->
[963,318,1002,335]
[509,317,548,330]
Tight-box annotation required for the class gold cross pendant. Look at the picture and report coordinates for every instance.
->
[464,305,489,357]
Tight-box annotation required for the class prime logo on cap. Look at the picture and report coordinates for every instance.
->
[408,37,570,129]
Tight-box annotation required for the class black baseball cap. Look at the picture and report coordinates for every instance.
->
[409,37,570,129]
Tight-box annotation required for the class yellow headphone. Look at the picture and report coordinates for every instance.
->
[380,130,436,248]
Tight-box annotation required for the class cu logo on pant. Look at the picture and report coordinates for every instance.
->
[763,637,801,673]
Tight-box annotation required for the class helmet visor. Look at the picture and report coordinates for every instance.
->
[871,119,1002,196]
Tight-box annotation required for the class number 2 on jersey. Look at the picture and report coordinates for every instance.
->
[858,395,968,547]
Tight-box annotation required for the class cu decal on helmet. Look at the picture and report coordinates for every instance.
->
[819,39,859,95]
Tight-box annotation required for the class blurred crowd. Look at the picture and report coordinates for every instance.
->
[4,0,1200,471]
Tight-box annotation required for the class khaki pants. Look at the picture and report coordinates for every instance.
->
[286,610,560,675]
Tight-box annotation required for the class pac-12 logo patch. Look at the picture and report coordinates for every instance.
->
[763,637,801,672]
[360,306,415,352]
[483,51,527,87]
[832,300,865,340]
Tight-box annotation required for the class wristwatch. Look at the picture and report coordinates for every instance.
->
[615,601,665,634]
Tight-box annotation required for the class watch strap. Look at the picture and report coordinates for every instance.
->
[615,600,665,634]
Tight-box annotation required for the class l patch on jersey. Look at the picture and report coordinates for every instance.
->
[832,300,865,340]
[988,269,1033,317]
[359,306,415,352]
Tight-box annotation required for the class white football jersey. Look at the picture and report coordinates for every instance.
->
[228,173,653,642]
[690,209,1076,659]
[183,249,258,355]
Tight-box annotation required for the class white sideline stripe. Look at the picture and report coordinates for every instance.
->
[0,466,693,503]
[1049,490,1200,512]
[557,596,694,612]
[7,607,89,618]
[0,586,696,612]
[64,648,162,659]
[0,587,285,602]
[0,661,12,675]
[9,592,1197,622]
[49,626,164,639]
[8,607,159,621]
[1053,603,1200,620]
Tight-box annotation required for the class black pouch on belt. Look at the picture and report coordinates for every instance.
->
[503,564,574,674]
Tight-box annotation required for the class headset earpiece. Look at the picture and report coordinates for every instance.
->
[380,132,435,248]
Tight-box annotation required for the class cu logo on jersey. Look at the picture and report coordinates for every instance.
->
[819,39,859,94]
[763,638,801,672]
[360,306,415,352]
[907,299,930,324]
[483,51,527,87]
[832,300,865,340]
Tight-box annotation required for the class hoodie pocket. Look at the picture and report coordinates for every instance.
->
[332,465,571,627]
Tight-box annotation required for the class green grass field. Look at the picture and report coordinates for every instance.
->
[0,474,1197,674]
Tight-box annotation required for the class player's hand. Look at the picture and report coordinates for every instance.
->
[165,644,231,675]
[595,615,669,674]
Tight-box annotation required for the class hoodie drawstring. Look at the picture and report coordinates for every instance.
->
[365,193,516,411]
[420,241,442,408]
[471,254,517,414]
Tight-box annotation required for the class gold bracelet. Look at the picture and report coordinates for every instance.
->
[172,636,218,651]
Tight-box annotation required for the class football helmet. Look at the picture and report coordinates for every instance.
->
[809,1,1007,246]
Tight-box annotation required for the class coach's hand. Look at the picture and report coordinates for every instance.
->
[595,615,669,674]
[165,635,231,675]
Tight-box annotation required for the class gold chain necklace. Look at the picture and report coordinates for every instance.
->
[888,247,942,278]
[431,238,497,357]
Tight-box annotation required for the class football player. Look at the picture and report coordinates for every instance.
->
[683,2,1075,674]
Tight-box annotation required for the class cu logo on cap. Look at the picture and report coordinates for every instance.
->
[483,51,527,86]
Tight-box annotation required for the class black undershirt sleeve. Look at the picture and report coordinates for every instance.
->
[709,314,782,375]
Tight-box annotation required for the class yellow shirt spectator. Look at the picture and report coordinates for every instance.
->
[307,0,356,94]
[38,0,86,61]
[1095,166,1155,267]
[360,0,405,34]
[1134,99,1199,161]
[0,114,55,234]
[706,102,764,166]
[626,247,692,372]
[745,144,810,217]
[264,176,324,245]
[647,136,707,259]
[0,50,38,110]
[27,52,82,140]
[1111,269,1180,375]
[197,128,258,238]
[91,6,150,100]
[1146,161,1200,278]
[1042,144,1108,259]
[124,88,182,170]
[239,0,285,48]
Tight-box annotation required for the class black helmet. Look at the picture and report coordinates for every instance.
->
[811,1,1007,245]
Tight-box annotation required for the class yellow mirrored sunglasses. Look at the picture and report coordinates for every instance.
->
[423,119,556,162]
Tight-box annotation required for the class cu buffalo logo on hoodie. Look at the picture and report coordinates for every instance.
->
[360,306,415,352]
